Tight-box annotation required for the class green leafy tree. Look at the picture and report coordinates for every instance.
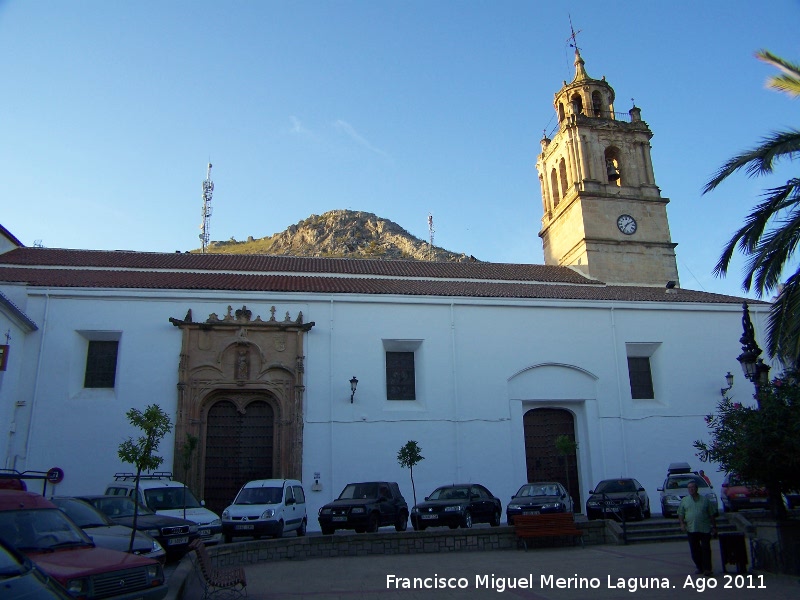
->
[694,376,800,519]
[397,440,424,507]
[555,434,578,497]
[118,404,172,552]
[703,50,800,368]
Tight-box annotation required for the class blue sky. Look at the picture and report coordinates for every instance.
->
[1,0,798,299]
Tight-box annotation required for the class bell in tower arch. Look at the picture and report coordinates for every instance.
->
[606,159,620,181]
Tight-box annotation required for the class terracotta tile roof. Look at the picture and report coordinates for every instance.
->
[0,246,754,305]
[0,248,591,283]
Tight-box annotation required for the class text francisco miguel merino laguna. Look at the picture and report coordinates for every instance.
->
[386,573,766,593]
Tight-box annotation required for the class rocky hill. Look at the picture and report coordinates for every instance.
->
[205,210,477,262]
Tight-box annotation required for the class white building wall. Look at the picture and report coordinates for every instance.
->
[0,283,769,528]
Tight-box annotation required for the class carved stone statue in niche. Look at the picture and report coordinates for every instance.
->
[236,347,250,380]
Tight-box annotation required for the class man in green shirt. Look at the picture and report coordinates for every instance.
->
[677,480,718,576]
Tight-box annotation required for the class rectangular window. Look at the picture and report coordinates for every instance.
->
[0,345,8,371]
[386,351,416,400]
[84,340,119,388]
[627,356,654,399]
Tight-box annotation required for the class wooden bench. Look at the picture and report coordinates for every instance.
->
[189,539,247,599]
[512,513,584,550]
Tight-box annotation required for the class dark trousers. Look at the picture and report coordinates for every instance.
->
[687,532,712,572]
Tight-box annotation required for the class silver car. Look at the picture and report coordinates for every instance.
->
[657,473,718,517]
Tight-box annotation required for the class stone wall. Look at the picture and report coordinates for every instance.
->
[208,522,609,568]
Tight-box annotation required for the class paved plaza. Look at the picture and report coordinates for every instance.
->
[174,540,799,599]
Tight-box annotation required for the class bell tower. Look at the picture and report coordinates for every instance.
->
[536,49,679,286]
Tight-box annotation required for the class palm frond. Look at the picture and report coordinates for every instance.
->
[713,180,800,281]
[767,272,800,367]
[756,50,800,97]
[703,130,800,193]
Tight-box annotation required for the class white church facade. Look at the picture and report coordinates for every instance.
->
[0,52,768,525]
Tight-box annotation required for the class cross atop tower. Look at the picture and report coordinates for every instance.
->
[567,15,582,53]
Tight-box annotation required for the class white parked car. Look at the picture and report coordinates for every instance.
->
[222,479,307,542]
[105,472,223,545]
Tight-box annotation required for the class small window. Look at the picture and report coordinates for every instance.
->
[292,486,306,504]
[84,340,119,388]
[0,344,8,371]
[627,357,654,399]
[386,351,416,400]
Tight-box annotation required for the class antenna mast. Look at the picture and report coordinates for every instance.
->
[427,213,435,261]
[199,163,214,253]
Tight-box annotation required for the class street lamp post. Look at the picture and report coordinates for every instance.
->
[736,302,771,403]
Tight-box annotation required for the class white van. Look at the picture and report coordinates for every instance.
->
[105,472,223,545]
[221,479,307,542]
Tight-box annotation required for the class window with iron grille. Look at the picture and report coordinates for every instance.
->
[627,356,654,399]
[386,351,415,400]
[84,340,119,388]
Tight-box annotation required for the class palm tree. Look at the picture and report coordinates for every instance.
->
[703,50,800,368]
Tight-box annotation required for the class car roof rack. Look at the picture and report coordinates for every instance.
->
[113,471,174,481]
[0,469,53,496]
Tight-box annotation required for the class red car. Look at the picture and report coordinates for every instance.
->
[0,490,167,600]
[720,473,769,512]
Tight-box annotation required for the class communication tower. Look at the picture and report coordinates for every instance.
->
[199,163,214,253]
[427,213,435,261]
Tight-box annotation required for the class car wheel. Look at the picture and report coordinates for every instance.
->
[645,504,651,518]
[224,533,232,543]
[321,526,334,535]
[448,523,459,529]
[273,520,284,539]
[636,503,644,521]
[395,511,408,532]
[491,510,501,527]
[296,518,307,537]
[366,513,379,533]
[354,527,365,533]
[462,511,473,529]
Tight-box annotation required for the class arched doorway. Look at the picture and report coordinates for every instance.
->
[203,398,275,514]
[523,408,580,511]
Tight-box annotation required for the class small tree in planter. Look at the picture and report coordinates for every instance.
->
[118,404,172,552]
[397,440,424,507]
[555,434,578,497]
[179,433,199,519]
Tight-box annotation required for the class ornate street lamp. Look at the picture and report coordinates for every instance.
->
[349,376,359,404]
[736,302,771,400]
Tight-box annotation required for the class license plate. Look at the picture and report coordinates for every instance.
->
[523,510,540,515]
[421,514,438,520]
[168,536,189,545]
[235,524,254,530]
[199,529,210,536]
[332,516,347,522]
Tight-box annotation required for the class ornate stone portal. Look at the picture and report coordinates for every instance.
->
[169,306,314,506]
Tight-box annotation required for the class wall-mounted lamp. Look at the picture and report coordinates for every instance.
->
[720,371,733,397]
[349,376,359,403]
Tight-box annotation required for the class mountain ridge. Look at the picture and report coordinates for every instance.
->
[204,209,478,262]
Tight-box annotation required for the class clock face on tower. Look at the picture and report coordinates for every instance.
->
[617,214,637,235]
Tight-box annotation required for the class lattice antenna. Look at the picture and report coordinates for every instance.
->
[427,213,435,261]
[199,163,214,253]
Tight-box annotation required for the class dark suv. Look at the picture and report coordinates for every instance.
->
[318,482,408,534]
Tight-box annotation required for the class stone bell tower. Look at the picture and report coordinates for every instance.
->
[536,48,679,287]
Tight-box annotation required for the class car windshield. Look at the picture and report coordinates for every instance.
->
[89,496,155,518]
[0,543,25,577]
[518,484,560,497]
[428,487,470,501]
[595,480,637,493]
[666,475,708,490]
[145,487,202,509]
[0,509,91,551]
[338,483,380,500]
[52,499,111,528]
[234,487,282,505]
